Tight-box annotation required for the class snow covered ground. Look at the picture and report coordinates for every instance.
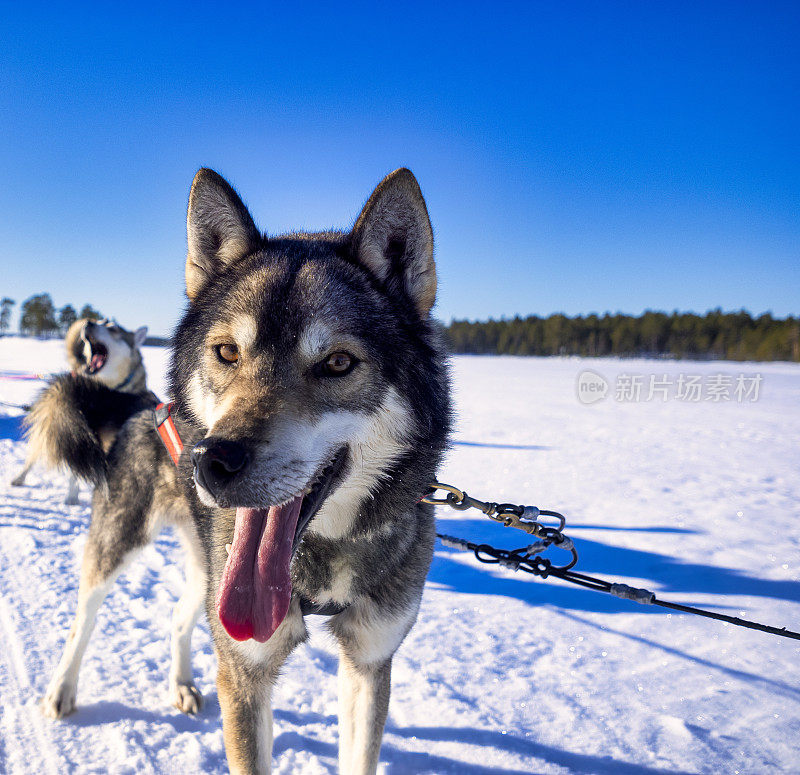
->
[1,336,799,774]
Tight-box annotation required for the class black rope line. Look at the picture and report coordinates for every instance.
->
[436,533,800,642]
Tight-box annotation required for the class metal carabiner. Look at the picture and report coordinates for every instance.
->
[538,509,566,532]
[421,481,465,506]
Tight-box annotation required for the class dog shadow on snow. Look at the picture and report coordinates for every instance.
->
[65,694,686,775]
[67,698,216,734]
[272,708,689,775]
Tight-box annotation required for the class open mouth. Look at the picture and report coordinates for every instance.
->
[84,339,108,374]
[215,447,349,643]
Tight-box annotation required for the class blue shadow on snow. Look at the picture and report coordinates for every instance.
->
[273,708,690,775]
[0,414,24,441]
[431,516,800,614]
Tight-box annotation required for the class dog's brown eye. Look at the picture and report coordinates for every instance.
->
[216,344,239,364]
[322,352,356,376]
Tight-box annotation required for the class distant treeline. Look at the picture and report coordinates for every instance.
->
[445,310,800,362]
[144,336,170,347]
[0,294,102,337]
[0,293,171,345]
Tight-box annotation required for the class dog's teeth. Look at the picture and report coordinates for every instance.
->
[225,543,232,556]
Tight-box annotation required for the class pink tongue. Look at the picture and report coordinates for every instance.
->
[216,497,304,642]
[90,353,105,371]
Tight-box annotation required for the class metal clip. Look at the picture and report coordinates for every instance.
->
[424,479,577,565]
[422,482,465,506]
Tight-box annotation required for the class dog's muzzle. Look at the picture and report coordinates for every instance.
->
[191,437,249,498]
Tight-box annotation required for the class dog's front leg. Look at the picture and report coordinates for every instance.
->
[168,525,207,714]
[215,603,307,774]
[337,655,392,775]
[334,603,419,775]
[217,659,275,775]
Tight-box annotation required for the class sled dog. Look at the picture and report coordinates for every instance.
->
[39,168,450,774]
[11,317,152,504]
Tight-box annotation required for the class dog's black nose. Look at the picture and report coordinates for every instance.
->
[191,437,249,497]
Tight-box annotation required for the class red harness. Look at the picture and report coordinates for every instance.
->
[153,402,183,466]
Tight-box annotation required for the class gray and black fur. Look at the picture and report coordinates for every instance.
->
[41,167,450,775]
[21,376,156,483]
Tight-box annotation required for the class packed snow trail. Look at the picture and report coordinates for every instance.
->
[1,337,799,773]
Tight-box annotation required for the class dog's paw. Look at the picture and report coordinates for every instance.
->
[63,495,80,506]
[170,681,203,715]
[10,476,26,487]
[41,682,77,719]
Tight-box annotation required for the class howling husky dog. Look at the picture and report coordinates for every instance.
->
[40,168,450,774]
[11,317,152,503]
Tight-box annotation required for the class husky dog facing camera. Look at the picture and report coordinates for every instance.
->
[12,317,153,503]
[38,168,450,775]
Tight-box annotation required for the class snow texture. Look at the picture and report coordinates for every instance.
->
[1,336,799,774]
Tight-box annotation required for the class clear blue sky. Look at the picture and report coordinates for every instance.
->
[2,1,798,336]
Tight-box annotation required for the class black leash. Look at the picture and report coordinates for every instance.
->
[425,482,800,642]
[436,533,800,641]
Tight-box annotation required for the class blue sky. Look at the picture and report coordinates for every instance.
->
[1,1,798,336]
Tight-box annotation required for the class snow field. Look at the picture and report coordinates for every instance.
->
[1,337,799,773]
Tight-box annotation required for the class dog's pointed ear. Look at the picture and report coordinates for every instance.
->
[351,168,437,316]
[134,326,148,347]
[185,169,260,301]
